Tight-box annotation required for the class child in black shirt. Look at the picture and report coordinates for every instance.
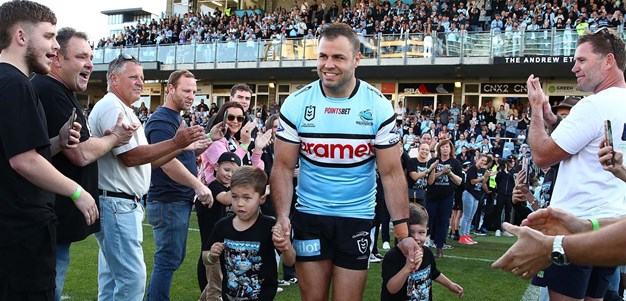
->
[381,203,464,300]
[202,166,295,301]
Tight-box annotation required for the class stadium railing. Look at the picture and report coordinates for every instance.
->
[92,28,624,67]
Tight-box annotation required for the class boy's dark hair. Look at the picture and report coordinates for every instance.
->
[230,83,253,97]
[231,166,267,196]
[0,0,57,51]
[408,203,429,226]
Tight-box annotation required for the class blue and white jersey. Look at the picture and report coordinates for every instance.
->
[276,80,398,219]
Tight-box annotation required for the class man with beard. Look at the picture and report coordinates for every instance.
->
[0,1,98,300]
[32,27,138,301]
[144,70,213,301]
[494,29,626,300]
[271,23,419,301]
[89,56,205,301]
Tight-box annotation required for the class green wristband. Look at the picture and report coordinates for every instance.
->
[589,218,600,231]
[206,251,217,265]
[425,168,431,173]
[70,186,82,201]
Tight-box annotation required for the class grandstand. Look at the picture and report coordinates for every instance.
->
[83,0,612,114]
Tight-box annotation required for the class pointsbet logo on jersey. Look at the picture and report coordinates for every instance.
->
[324,107,351,114]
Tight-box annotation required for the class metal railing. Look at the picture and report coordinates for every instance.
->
[92,28,626,67]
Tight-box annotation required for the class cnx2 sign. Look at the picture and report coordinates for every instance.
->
[481,83,527,94]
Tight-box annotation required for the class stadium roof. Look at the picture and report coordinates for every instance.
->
[101,8,154,16]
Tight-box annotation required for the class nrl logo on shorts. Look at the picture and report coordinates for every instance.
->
[304,105,316,121]
[357,238,368,254]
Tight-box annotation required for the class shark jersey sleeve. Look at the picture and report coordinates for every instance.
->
[276,80,398,219]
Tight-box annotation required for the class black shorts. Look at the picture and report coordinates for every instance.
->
[531,263,616,299]
[452,190,463,210]
[0,221,56,300]
[292,210,374,270]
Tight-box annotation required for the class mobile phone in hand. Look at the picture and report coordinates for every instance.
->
[222,110,229,134]
[68,107,76,145]
[521,156,530,185]
[605,120,614,164]
[605,120,614,148]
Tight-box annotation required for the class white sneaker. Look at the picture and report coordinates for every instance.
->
[277,287,284,293]
[382,241,390,250]
[369,254,382,263]
[495,230,501,237]
[278,280,290,287]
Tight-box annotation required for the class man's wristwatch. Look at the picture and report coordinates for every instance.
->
[550,235,569,266]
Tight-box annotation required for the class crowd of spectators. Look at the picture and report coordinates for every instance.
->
[96,0,626,49]
[397,99,530,164]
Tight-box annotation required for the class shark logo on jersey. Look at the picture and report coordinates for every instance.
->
[357,238,368,254]
[357,110,373,126]
[305,105,316,121]
[358,110,373,121]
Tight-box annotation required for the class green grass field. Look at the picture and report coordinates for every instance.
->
[62,215,529,300]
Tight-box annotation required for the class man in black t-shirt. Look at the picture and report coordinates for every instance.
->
[0,2,98,300]
[32,27,137,301]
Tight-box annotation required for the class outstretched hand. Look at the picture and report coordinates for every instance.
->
[521,207,589,235]
[491,223,553,279]
[173,122,205,148]
[104,112,139,146]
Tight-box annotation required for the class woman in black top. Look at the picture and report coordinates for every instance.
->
[425,139,463,258]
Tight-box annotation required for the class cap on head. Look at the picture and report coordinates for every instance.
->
[553,96,581,112]
[217,152,242,166]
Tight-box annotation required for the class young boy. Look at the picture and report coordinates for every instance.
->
[197,152,241,300]
[202,166,295,301]
[381,203,464,300]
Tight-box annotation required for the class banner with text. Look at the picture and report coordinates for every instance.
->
[494,56,575,64]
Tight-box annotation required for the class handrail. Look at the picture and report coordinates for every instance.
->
[92,28,626,66]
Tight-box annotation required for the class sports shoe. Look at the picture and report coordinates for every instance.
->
[424,240,435,248]
[277,287,284,293]
[468,237,478,245]
[495,230,502,237]
[452,234,460,241]
[474,228,488,236]
[459,235,473,245]
[369,254,382,263]
[382,241,391,250]
[278,280,290,287]
[442,244,454,250]
[288,278,298,285]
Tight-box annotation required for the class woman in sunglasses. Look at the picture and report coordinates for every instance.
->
[199,101,272,185]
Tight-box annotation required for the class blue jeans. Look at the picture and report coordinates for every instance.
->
[95,196,146,301]
[146,200,192,301]
[55,243,71,301]
[460,191,479,236]
[425,194,454,248]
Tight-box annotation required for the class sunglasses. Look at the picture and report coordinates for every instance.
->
[226,114,245,123]
[108,53,138,73]
[594,27,617,54]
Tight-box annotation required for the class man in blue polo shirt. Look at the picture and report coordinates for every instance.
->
[144,70,213,301]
